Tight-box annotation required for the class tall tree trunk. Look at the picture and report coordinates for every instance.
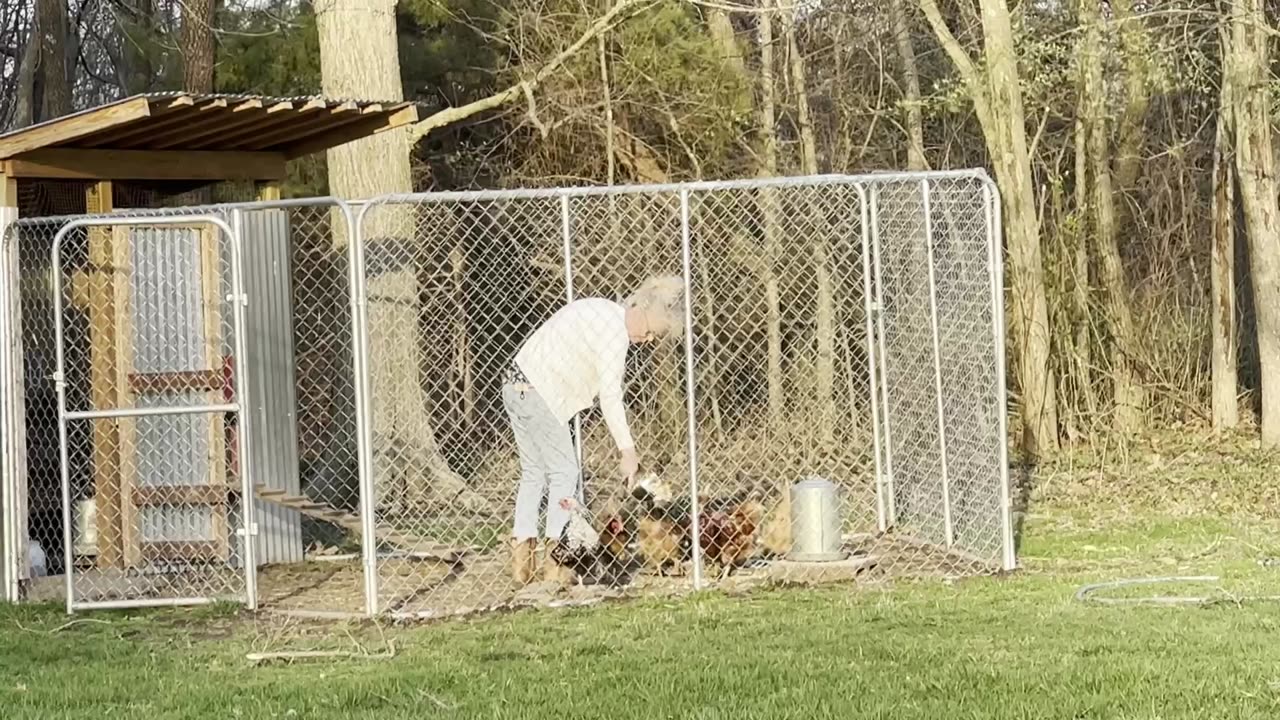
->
[314,0,493,514]
[14,22,38,128]
[181,0,217,93]
[780,4,834,440]
[1211,19,1239,430]
[758,0,785,426]
[182,0,217,206]
[706,9,746,79]
[1227,0,1280,447]
[35,0,70,120]
[918,0,1059,457]
[1080,0,1143,434]
[121,0,156,94]
[1110,0,1150,191]
[1070,88,1097,429]
[891,0,928,171]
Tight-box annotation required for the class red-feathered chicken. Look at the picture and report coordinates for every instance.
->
[698,490,765,579]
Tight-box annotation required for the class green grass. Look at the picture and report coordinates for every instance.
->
[4,511,1280,719]
[11,425,1280,720]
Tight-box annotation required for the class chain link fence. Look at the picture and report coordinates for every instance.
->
[356,171,1010,619]
[1,171,1008,616]
[0,199,372,613]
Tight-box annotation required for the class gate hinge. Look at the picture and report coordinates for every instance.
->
[236,523,261,538]
[225,292,248,306]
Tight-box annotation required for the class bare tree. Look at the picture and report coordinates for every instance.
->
[757,0,785,427]
[1079,0,1144,434]
[181,0,216,93]
[1210,13,1238,430]
[891,0,928,171]
[1226,0,1280,446]
[315,0,494,513]
[918,0,1059,457]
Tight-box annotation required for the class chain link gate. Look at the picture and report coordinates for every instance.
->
[354,170,1012,619]
[50,215,250,611]
[2,198,374,614]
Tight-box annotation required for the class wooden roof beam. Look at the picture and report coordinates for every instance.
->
[2,148,287,181]
[82,98,230,148]
[161,101,294,151]
[240,102,362,151]
[0,96,153,159]
[142,98,267,150]
[191,98,329,151]
[282,105,419,160]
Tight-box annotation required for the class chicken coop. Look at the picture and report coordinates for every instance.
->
[2,98,1013,618]
[0,93,417,612]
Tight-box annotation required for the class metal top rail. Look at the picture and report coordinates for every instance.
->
[357,170,995,208]
[8,195,354,228]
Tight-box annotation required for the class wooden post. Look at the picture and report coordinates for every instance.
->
[85,180,129,568]
[256,181,282,202]
[0,172,24,597]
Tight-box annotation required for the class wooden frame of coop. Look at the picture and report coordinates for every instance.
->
[0,93,417,581]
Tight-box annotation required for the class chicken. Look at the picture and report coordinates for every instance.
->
[630,474,691,576]
[597,497,632,560]
[550,496,602,585]
[698,490,766,579]
[759,488,793,558]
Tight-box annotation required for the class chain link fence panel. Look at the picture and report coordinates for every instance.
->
[355,171,1010,619]
[1,199,373,614]
[2,171,1008,616]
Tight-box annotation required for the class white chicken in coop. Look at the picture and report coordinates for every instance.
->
[549,496,602,585]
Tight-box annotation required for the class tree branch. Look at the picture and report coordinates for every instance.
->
[916,0,980,89]
[409,0,654,141]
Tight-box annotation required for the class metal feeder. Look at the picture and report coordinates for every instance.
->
[787,476,848,562]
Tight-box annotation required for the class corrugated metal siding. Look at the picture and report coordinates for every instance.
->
[130,227,214,542]
[240,209,303,565]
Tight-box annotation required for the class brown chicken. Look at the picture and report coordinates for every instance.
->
[698,490,766,579]
[631,474,689,576]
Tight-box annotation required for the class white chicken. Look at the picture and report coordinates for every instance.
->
[551,496,602,584]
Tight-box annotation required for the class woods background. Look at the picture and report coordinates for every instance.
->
[3,0,1277,477]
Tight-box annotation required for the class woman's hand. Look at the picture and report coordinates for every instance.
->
[620,447,639,483]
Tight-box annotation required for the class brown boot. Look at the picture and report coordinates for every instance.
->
[542,540,576,587]
[511,538,537,585]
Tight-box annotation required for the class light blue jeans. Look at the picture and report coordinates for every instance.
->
[502,382,580,541]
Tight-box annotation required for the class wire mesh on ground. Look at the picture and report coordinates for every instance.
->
[0,172,1009,617]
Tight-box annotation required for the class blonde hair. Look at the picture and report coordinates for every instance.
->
[624,275,685,338]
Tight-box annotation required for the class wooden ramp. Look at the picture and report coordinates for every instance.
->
[252,485,467,563]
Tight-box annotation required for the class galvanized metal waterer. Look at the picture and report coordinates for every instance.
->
[787,476,848,562]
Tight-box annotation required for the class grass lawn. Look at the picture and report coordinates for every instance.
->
[5,435,1280,719]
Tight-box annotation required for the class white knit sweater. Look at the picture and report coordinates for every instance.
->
[514,298,634,451]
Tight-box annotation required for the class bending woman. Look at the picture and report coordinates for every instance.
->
[502,275,685,585]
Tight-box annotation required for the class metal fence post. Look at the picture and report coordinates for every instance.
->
[0,218,16,602]
[560,194,585,496]
[679,188,704,591]
[351,201,379,616]
[854,184,888,534]
[229,208,259,609]
[868,186,897,528]
[919,180,954,549]
[983,179,1016,571]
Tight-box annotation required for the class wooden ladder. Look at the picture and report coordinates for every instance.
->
[252,484,466,563]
